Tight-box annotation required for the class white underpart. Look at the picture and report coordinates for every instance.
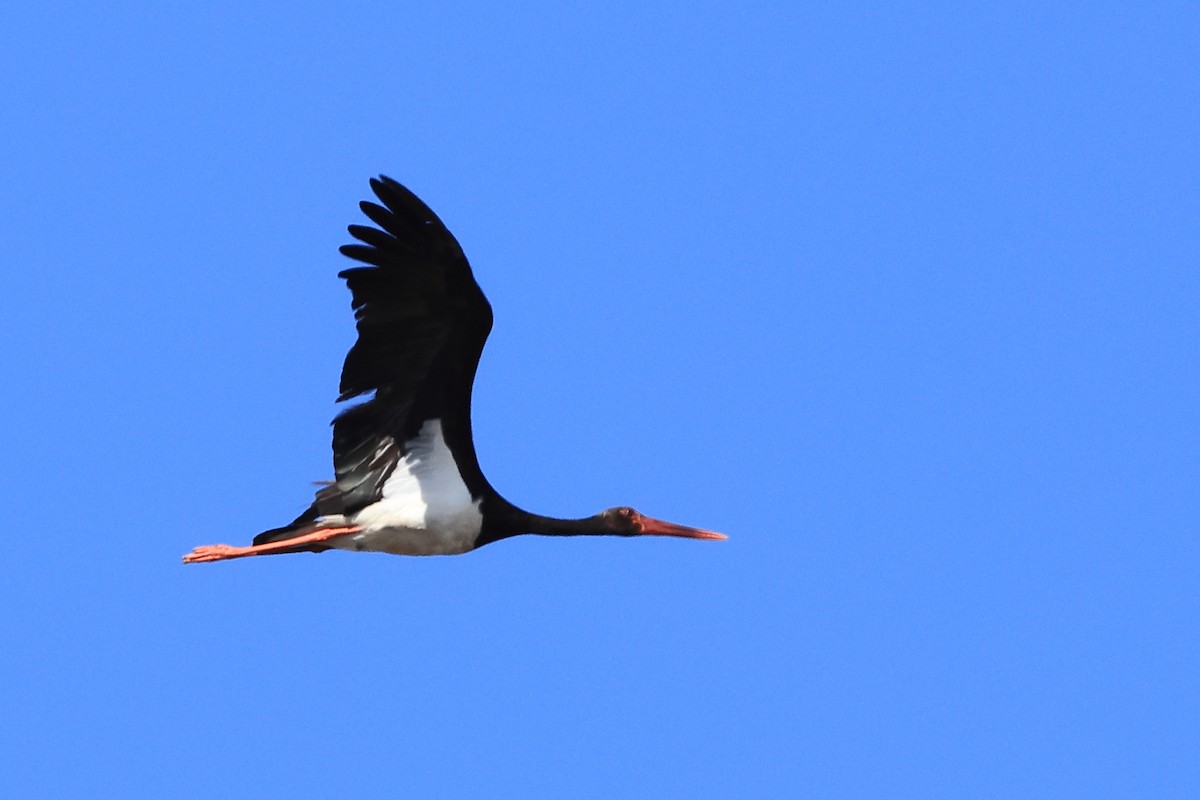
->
[329,418,483,555]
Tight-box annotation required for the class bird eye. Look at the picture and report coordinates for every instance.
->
[619,507,634,518]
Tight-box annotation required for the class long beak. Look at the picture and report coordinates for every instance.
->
[639,516,728,541]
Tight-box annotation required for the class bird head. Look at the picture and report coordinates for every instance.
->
[600,506,727,540]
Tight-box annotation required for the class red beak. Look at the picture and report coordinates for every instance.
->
[638,515,728,541]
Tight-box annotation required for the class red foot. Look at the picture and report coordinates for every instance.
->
[182,544,246,564]
[182,526,360,564]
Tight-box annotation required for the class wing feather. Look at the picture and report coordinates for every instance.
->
[321,176,493,515]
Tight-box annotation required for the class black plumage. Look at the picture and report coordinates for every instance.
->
[255,176,495,543]
[184,176,725,564]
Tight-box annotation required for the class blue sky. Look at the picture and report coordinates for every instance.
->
[2,2,1197,796]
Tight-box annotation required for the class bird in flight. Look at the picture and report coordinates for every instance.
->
[183,177,726,563]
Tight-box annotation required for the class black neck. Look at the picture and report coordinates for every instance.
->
[475,495,606,547]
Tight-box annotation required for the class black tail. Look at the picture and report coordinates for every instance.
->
[251,505,332,553]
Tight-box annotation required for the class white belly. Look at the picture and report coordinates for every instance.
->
[325,418,484,556]
[329,520,480,555]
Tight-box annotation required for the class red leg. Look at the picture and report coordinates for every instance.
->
[182,526,360,564]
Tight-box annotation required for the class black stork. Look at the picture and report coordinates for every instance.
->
[183,176,726,563]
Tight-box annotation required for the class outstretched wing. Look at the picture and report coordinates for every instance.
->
[321,176,494,515]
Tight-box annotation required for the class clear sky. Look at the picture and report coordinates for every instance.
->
[2,2,1197,797]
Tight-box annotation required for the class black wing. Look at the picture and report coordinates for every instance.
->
[308,176,494,517]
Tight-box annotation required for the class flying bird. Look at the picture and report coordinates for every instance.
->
[183,177,726,563]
